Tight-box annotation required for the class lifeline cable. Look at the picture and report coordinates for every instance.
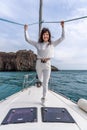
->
[0,16,87,26]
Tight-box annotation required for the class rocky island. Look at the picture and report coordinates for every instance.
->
[0,50,58,71]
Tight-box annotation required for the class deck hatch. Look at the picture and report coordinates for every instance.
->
[41,107,75,123]
[1,107,37,125]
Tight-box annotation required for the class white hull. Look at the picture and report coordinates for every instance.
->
[0,86,87,130]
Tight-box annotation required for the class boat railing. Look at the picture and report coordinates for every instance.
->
[23,73,36,89]
[23,73,55,90]
[22,73,76,103]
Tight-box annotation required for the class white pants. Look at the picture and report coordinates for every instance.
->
[36,60,51,98]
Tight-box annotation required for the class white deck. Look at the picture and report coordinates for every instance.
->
[0,86,87,130]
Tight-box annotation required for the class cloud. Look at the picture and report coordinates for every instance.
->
[0,0,87,69]
[53,15,87,70]
[0,1,13,18]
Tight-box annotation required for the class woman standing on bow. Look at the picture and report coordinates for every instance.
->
[24,21,65,105]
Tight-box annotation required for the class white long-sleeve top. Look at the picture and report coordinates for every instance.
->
[24,27,65,58]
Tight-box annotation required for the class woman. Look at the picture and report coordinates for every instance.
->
[24,21,65,105]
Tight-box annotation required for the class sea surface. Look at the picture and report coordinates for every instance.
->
[0,70,87,102]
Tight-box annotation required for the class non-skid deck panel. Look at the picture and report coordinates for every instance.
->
[1,107,37,125]
[41,107,75,123]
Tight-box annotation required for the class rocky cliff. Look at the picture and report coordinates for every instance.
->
[0,50,58,71]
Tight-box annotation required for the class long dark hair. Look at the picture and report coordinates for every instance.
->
[38,27,51,44]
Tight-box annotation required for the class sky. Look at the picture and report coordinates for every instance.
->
[0,0,87,70]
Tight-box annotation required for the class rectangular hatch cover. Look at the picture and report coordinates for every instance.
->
[41,107,75,123]
[2,107,37,125]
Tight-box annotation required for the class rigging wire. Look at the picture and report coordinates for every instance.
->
[0,18,24,26]
[0,18,43,26]
[0,16,87,26]
[64,16,87,23]
[44,16,87,23]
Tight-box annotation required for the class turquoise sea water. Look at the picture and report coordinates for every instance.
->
[0,70,87,102]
